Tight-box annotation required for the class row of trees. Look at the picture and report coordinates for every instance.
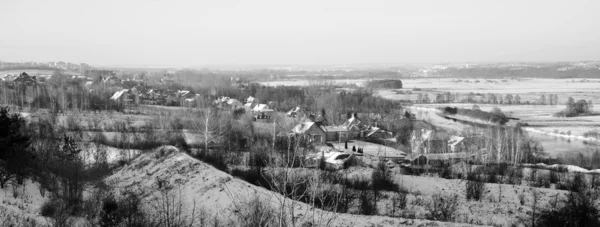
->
[416,92,561,105]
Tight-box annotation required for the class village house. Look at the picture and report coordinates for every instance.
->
[12,72,37,86]
[226,99,243,109]
[1,74,16,82]
[143,89,166,105]
[252,104,274,121]
[364,126,394,140]
[286,106,305,118]
[246,96,256,103]
[103,76,122,85]
[291,122,326,143]
[110,89,135,104]
[243,102,255,111]
[164,90,181,105]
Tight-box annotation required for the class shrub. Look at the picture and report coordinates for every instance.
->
[195,150,227,172]
[570,173,587,192]
[537,189,600,227]
[41,199,60,217]
[534,173,551,188]
[391,191,408,216]
[371,161,398,192]
[426,193,460,221]
[100,195,121,226]
[549,171,560,185]
[466,174,486,201]
[235,194,277,227]
[507,167,523,185]
[359,189,377,215]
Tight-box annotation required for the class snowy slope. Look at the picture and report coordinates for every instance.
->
[107,146,485,227]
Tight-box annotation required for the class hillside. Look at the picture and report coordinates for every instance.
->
[106,146,484,226]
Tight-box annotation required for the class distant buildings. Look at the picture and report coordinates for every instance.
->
[2,72,37,86]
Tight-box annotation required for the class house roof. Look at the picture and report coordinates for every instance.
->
[323,126,349,133]
[253,104,272,112]
[287,106,303,115]
[13,72,36,83]
[110,89,130,100]
[226,99,242,106]
[292,122,325,134]
[216,96,230,103]
[343,116,361,128]
[177,90,193,97]
[246,96,255,103]
[103,76,120,82]
[366,127,392,137]
[405,152,474,162]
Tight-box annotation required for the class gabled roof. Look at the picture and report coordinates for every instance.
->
[253,104,273,112]
[246,96,255,103]
[287,106,303,115]
[366,127,392,137]
[226,99,242,106]
[292,122,325,134]
[406,152,474,162]
[323,126,349,133]
[177,90,193,97]
[103,76,120,82]
[13,72,36,83]
[216,96,231,103]
[110,89,130,100]
[342,116,361,128]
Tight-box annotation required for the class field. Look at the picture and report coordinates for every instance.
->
[261,77,600,158]
[379,79,600,158]
[378,78,600,104]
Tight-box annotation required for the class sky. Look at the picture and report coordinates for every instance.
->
[1,0,599,67]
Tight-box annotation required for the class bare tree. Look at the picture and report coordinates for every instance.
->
[147,187,198,227]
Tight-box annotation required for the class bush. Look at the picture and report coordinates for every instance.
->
[426,193,460,221]
[235,194,277,227]
[391,191,408,216]
[507,167,523,185]
[570,173,587,192]
[442,107,458,115]
[533,173,551,188]
[466,174,486,201]
[537,190,600,227]
[359,189,377,215]
[372,162,398,192]
[41,199,60,217]
[195,150,227,172]
[549,171,560,185]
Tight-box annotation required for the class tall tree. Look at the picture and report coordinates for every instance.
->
[539,95,547,105]
[0,107,32,187]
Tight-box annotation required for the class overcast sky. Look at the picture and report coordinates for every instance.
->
[1,0,599,67]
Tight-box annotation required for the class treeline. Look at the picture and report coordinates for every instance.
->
[417,92,559,105]
[554,97,594,117]
[364,79,403,89]
[442,106,509,124]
